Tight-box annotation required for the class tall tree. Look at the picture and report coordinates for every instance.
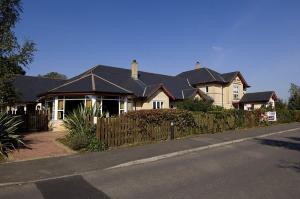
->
[0,0,36,106]
[288,83,300,110]
[38,72,67,80]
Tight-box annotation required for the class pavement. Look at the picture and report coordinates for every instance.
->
[0,122,300,198]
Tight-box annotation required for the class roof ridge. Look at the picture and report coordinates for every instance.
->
[93,74,132,93]
[95,64,177,78]
[204,68,217,81]
[13,74,66,81]
[91,74,96,91]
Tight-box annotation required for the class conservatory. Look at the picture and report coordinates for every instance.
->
[44,95,129,121]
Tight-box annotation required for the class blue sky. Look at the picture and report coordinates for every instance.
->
[16,0,300,100]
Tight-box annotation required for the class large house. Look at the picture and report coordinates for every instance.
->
[9,60,277,128]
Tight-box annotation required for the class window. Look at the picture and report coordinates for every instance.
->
[153,101,164,109]
[205,86,209,93]
[57,99,64,119]
[233,84,239,100]
[85,99,92,108]
[119,100,125,114]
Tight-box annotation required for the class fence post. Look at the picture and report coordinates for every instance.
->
[170,122,175,140]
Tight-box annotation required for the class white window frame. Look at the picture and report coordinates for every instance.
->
[153,100,164,109]
[233,84,239,100]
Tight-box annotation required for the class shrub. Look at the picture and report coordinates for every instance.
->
[66,133,89,150]
[294,110,300,122]
[125,109,196,130]
[63,105,99,137]
[63,106,105,151]
[176,99,222,112]
[0,113,24,158]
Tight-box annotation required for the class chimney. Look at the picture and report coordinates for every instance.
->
[131,59,138,80]
[195,61,201,69]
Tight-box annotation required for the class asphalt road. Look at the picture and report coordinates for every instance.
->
[1,128,300,199]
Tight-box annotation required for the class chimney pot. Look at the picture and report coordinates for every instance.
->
[131,59,138,80]
[195,61,201,69]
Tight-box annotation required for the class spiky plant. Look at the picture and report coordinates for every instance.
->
[0,113,24,159]
[63,105,101,136]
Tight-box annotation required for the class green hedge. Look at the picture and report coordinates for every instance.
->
[125,109,196,131]
[124,108,300,136]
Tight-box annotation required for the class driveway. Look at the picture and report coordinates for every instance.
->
[8,131,75,162]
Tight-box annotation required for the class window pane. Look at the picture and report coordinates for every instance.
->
[120,100,124,109]
[161,102,164,108]
[57,111,63,119]
[153,101,156,109]
[86,100,92,108]
[58,100,64,110]
[157,102,160,109]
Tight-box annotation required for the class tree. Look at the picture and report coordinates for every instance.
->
[39,72,67,80]
[0,0,36,106]
[288,83,300,110]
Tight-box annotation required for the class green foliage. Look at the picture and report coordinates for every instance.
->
[288,83,300,110]
[294,110,300,122]
[38,72,67,80]
[86,137,107,152]
[0,0,36,106]
[0,112,24,158]
[66,133,89,151]
[176,99,222,112]
[125,109,196,130]
[63,105,105,151]
[63,105,99,136]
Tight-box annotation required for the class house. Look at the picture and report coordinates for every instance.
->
[9,60,277,129]
[240,91,277,111]
[177,62,250,109]
[7,75,65,114]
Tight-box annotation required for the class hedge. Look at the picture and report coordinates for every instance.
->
[124,108,300,136]
[125,109,196,131]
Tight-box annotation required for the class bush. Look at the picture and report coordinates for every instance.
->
[66,133,89,150]
[176,99,223,112]
[63,106,105,151]
[0,113,24,159]
[125,109,196,131]
[294,110,300,122]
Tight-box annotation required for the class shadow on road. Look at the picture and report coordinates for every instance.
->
[36,175,111,199]
[255,138,300,152]
[285,136,300,142]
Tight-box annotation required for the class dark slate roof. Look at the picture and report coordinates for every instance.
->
[221,71,250,87]
[221,72,239,82]
[12,75,66,103]
[177,67,226,85]
[177,68,250,87]
[47,73,131,94]
[143,84,175,99]
[47,64,201,100]
[240,91,277,103]
[182,88,213,101]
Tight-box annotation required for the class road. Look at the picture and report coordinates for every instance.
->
[1,127,300,199]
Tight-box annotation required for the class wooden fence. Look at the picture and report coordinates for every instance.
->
[10,111,49,132]
[96,112,251,148]
[96,117,171,147]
